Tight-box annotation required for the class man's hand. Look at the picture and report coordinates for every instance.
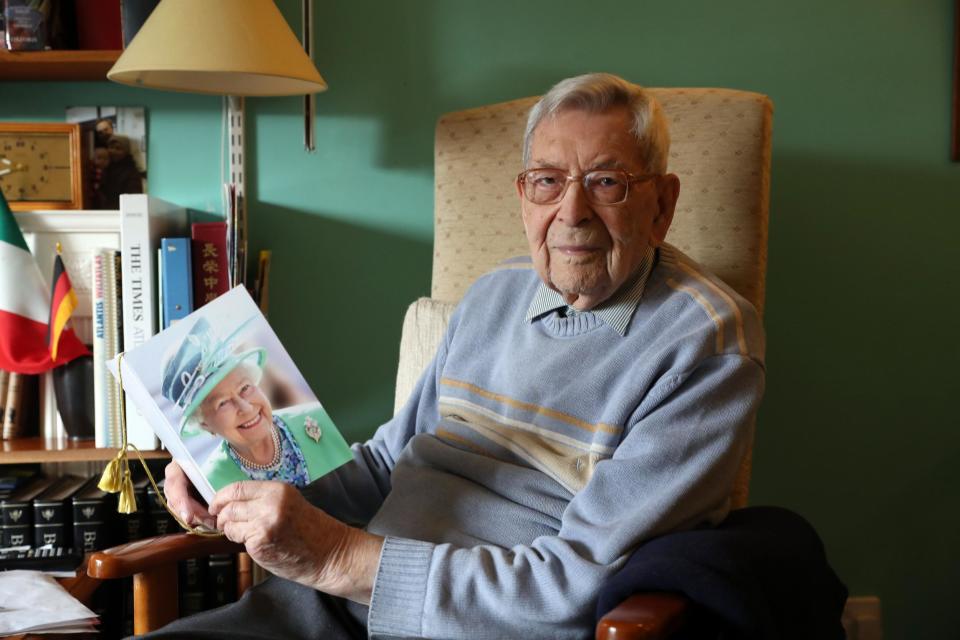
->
[209,481,385,605]
[164,461,216,529]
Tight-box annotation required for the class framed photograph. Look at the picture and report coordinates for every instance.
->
[0,123,84,211]
[66,106,148,210]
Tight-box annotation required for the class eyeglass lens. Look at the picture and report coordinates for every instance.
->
[521,169,630,205]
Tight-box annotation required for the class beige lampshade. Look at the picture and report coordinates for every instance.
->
[108,0,327,96]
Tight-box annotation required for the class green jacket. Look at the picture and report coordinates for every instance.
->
[202,402,353,491]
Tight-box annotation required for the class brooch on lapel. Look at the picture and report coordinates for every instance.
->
[304,416,322,443]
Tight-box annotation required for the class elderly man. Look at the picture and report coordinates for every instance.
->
[154,72,764,640]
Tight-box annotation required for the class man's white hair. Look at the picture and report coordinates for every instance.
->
[522,73,671,174]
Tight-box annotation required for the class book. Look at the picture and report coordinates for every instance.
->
[32,474,87,549]
[15,373,38,438]
[93,249,124,448]
[2,372,37,439]
[72,476,115,553]
[74,0,122,50]
[119,195,189,449]
[0,369,8,435]
[0,474,54,547]
[160,237,193,329]
[206,553,237,608]
[190,222,230,308]
[120,0,159,47]
[3,0,48,50]
[144,480,176,536]
[179,556,207,616]
[108,286,354,504]
[0,371,23,440]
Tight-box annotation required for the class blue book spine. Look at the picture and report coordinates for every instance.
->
[160,238,194,329]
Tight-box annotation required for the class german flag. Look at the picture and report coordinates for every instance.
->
[47,252,80,361]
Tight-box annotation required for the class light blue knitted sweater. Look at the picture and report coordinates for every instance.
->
[305,244,765,639]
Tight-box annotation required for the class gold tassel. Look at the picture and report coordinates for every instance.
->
[99,353,221,536]
[117,473,137,514]
[98,453,124,493]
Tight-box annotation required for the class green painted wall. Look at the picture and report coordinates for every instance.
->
[2,0,957,636]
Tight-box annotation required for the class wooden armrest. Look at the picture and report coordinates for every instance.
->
[87,533,243,579]
[595,592,690,640]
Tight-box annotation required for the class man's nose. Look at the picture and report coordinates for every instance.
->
[556,179,593,227]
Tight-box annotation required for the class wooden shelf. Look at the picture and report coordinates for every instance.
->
[0,50,121,81]
[0,437,169,464]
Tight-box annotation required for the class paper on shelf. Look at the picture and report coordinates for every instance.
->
[0,570,98,634]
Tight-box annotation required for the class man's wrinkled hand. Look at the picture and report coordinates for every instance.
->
[164,461,216,529]
[209,481,384,604]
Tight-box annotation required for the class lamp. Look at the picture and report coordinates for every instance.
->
[107,0,326,96]
[107,0,326,287]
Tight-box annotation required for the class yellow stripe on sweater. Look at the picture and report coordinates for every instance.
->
[440,377,622,436]
[665,278,724,354]
[674,261,748,356]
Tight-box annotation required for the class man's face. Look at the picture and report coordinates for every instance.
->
[519,106,680,310]
[95,120,114,137]
[198,366,274,452]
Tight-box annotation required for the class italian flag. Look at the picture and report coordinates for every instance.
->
[0,192,89,374]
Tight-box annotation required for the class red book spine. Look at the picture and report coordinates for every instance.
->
[75,0,122,50]
[190,222,230,309]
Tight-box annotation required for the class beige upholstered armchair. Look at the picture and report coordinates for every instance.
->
[78,87,773,639]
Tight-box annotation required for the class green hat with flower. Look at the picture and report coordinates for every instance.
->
[161,316,266,437]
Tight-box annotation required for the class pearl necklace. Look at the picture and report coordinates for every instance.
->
[232,420,281,471]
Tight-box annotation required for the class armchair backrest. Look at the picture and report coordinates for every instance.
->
[431,89,772,312]
[397,88,773,506]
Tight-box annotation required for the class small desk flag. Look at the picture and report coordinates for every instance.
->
[0,191,89,373]
[47,248,80,361]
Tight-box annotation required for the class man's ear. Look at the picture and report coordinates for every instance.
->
[651,173,680,246]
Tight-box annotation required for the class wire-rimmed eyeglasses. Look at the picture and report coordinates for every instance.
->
[517,168,659,206]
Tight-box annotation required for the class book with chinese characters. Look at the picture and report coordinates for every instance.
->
[191,222,229,308]
[108,286,353,504]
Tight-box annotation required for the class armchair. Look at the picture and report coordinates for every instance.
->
[82,87,773,639]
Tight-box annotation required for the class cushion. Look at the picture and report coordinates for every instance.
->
[394,298,456,414]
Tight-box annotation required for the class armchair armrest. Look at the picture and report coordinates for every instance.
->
[87,533,242,579]
[595,592,690,640]
[86,534,244,635]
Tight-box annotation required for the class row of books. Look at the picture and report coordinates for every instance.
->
[0,469,170,551]
[94,204,231,448]
[0,369,38,440]
[0,468,238,635]
[0,0,157,51]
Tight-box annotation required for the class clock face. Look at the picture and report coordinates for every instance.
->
[0,123,83,210]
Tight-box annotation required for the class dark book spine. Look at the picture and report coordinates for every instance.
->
[119,0,158,47]
[33,498,69,548]
[72,495,115,553]
[0,497,32,528]
[145,483,177,536]
[0,524,30,547]
[206,553,238,609]
[179,556,208,616]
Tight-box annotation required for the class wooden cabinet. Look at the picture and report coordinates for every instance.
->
[0,50,120,81]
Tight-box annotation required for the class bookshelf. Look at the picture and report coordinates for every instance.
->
[0,50,121,81]
[1,437,169,464]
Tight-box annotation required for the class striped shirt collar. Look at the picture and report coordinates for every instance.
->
[524,245,656,337]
